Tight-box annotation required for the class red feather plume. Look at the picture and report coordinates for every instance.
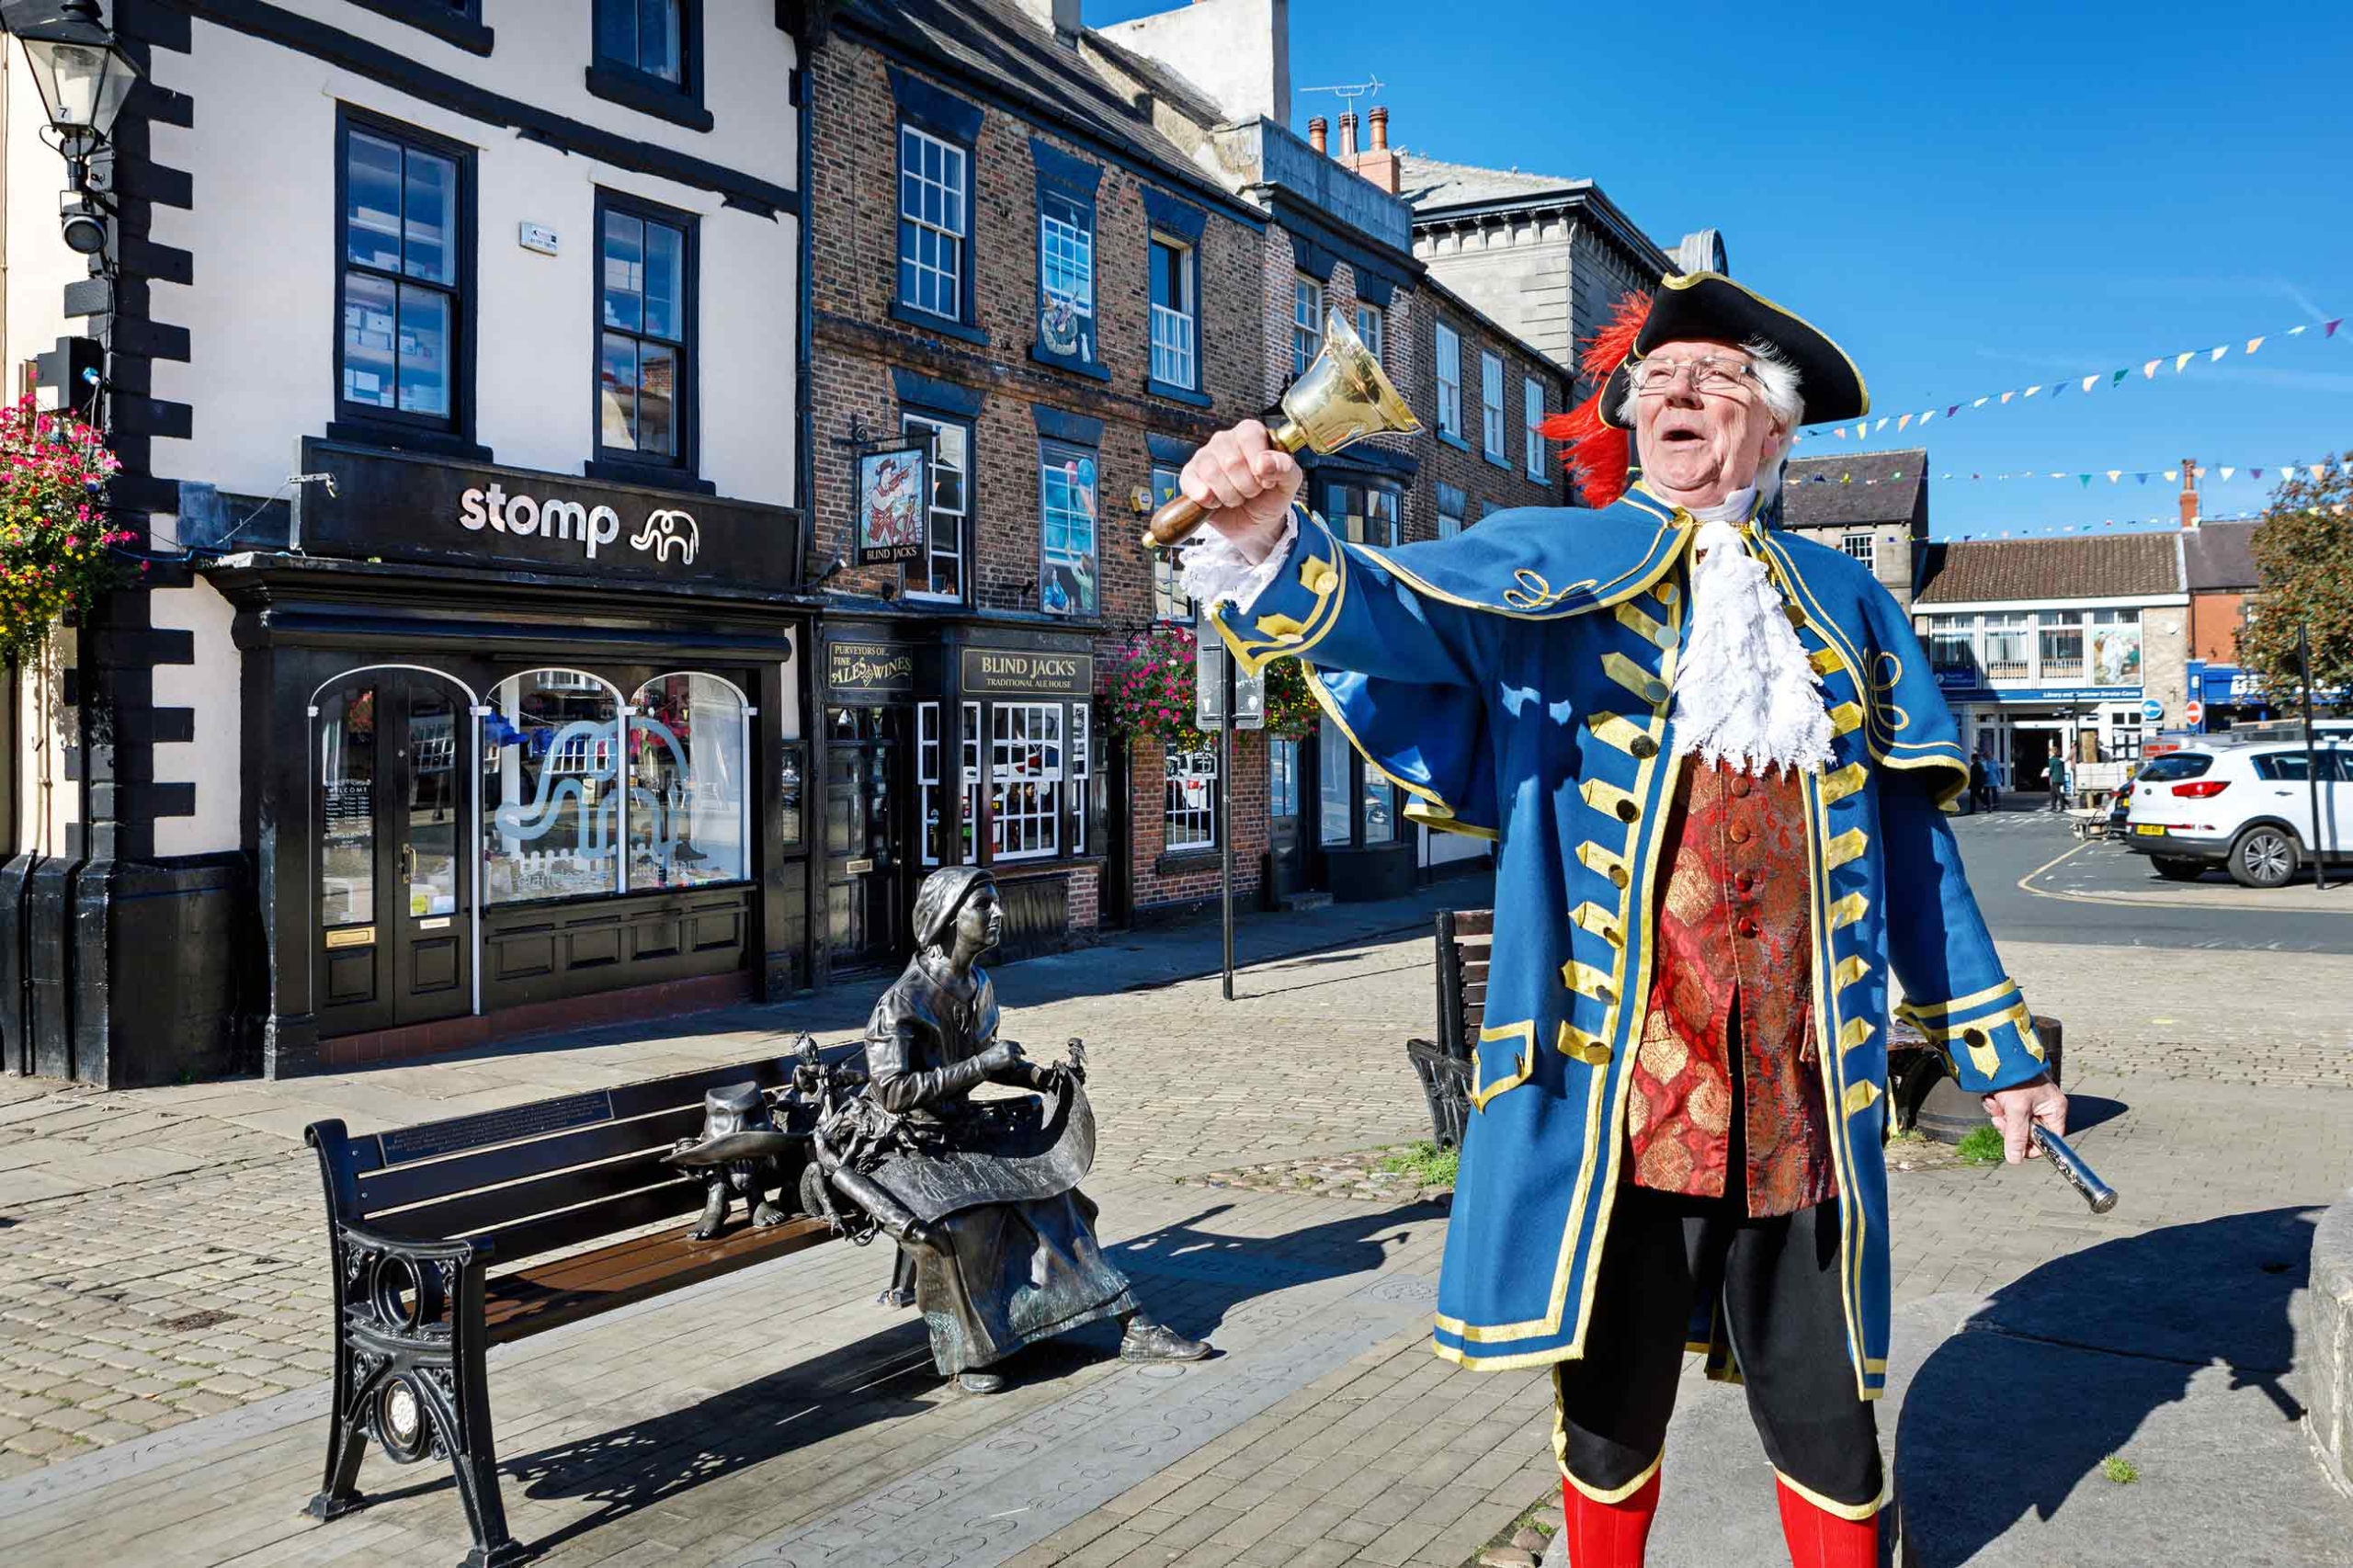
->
[1538,290,1653,508]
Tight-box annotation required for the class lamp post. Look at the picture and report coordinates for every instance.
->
[12,0,144,260]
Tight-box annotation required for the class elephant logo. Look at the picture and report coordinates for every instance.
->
[629,508,700,567]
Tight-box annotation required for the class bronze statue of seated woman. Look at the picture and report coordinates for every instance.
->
[856,866,1209,1393]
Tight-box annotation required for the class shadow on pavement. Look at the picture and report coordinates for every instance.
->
[1894,1206,2315,1566]
[2061,1094,2128,1136]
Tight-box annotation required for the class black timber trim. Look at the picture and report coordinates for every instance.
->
[154,0,795,216]
[335,0,494,54]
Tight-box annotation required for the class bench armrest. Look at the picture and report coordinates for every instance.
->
[336,1220,495,1269]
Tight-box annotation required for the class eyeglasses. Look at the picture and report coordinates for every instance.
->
[1631,356,1758,398]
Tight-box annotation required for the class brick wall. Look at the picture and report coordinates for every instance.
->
[807,40,1267,931]
[1124,730,1271,914]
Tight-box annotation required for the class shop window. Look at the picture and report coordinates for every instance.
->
[1072,704,1091,855]
[918,700,982,867]
[1362,772,1396,844]
[1039,442,1099,617]
[1355,302,1383,366]
[903,414,970,601]
[779,742,806,850]
[318,686,378,928]
[1151,462,1194,620]
[1524,378,1547,479]
[1435,320,1461,438]
[991,702,1063,861]
[1165,746,1217,853]
[627,673,749,889]
[1269,736,1300,821]
[898,125,969,323]
[1149,236,1197,391]
[597,193,696,473]
[1318,717,1351,846]
[1293,275,1323,377]
[337,114,468,436]
[1482,351,1506,461]
[483,669,624,904]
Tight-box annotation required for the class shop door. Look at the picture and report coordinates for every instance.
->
[1267,735,1305,893]
[314,673,474,1037]
[825,706,908,972]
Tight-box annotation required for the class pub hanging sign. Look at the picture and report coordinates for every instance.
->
[855,444,930,566]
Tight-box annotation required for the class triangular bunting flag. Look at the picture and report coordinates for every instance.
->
[2082,375,2100,393]
[2175,351,2196,372]
[2143,359,2161,379]
[2164,471,2178,482]
[2219,467,2234,480]
[2315,465,2329,481]
[2246,336,2266,354]
[2136,473,2149,483]
[2079,474,2093,487]
[2112,369,2129,386]
[1834,426,1847,438]
[2107,471,2121,483]
[1875,416,1889,431]
[2289,325,2308,336]
[1999,392,2015,403]
[1898,414,1913,431]
[1947,404,1961,417]
[1855,423,1867,439]
[2326,319,2342,337]
[2209,345,2228,361]
[2052,381,2066,399]
[1973,396,1990,407]
[2026,385,2042,397]
[2250,468,2263,480]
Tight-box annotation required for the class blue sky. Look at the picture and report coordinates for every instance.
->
[1087,0,2353,540]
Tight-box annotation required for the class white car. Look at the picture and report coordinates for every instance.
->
[2121,741,2352,888]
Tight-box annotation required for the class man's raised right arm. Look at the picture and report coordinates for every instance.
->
[1176,420,1496,686]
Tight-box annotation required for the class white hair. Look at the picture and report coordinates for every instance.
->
[1619,335,1803,501]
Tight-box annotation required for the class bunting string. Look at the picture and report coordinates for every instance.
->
[1932,505,2350,543]
[1792,458,2353,489]
[1794,312,2345,447]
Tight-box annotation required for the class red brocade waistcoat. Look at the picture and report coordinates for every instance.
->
[1627,760,1839,1218]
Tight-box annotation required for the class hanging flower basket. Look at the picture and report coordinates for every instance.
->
[0,398,131,665]
[1096,622,1322,750]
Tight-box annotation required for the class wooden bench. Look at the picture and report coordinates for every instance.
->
[1403,908,2063,1149]
[303,1056,837,1568]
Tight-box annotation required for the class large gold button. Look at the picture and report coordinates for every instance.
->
[1728,824,1752,846]
[1785,604,1808,628]
[1642,680,1669,705]
[1631,735,1659,760]
[1614,800,1640,824]
[1731,775,1752,799]
[1608,865,1630,889]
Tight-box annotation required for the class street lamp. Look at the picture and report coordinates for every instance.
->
[11,0,143,256]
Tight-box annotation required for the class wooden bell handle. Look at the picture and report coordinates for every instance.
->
[1139,417,1307,551]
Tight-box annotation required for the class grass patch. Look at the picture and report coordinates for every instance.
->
[1955,1125,2006,1165]
[2099,1454,2139,1484]
[1381,1141,1461,1187]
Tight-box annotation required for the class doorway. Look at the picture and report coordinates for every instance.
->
[1267,734,1305,897]
[313,670,474,1037]
[824,705,909,972]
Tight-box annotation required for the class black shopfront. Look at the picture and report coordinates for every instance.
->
[210,442,812,1076]
[815,614,1098,979]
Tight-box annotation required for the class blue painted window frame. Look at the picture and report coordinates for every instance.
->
[890,68,988,347]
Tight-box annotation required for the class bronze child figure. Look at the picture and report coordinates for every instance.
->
[865,866,1208,1393]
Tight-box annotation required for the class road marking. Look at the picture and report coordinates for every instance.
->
[2016,843,2353,917]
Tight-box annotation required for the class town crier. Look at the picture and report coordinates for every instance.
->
[1173,273,2067,1565]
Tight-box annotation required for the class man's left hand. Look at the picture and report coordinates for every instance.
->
[1982,1075,2067,1165]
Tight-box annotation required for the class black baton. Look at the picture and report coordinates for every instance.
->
[2029,1124,2117,1214]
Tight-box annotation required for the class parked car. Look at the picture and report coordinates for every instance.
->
[2120,742,2351,888]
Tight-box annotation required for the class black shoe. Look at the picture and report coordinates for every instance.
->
[1120,1319,1211,1363]
[958,1369,1006,1394]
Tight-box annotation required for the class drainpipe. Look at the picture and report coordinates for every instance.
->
[794,29,818,588]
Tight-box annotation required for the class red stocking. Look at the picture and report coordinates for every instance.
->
[1560,1466,1661,1567]
[1773,1477,1878,1568]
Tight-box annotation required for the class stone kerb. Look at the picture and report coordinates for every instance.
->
[2313,1187,2353,1497]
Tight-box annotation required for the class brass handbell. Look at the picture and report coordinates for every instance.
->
[1141,310,1420,550]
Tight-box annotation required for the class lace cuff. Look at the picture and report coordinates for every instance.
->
[1176,507,1301,615]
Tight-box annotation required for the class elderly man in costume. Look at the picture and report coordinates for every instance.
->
[1173,274,2066,1565]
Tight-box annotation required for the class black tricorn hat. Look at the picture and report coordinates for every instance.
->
[1597,272,1868,431]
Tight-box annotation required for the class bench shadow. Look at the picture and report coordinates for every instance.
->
[367,1193,1447,1561]
[1893,1206,2315,1566]
[2060,1094,2127,1135]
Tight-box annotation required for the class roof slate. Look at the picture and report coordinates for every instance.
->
[1395,153,1591,211]
[2183,519,2264,592]
[1914,533,2183,605]
[1783,449,1925,528]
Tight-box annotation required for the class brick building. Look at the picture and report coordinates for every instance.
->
[801,0,1273,966]
[1094,2,1570,903]
[1783,449,1932,608]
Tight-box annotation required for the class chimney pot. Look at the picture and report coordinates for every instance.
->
[1308,117,1328,154]
[1369,106,1390,149]
[1337,110,1358,157]
[2178,459,2200,528]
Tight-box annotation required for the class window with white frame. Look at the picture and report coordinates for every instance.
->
[1293,275,1324,377]
[1841,531,1876,571]
[1924,614,1976,674]
[1039,442,1099,617]
[1438,484,1465,540]
[1071,704,1090,855]
[1481,351,1505,460]
[897,125,967,321]
[1149,236,1196,390]
[917,699,982,867]
[1165,748,1218,852]
[1150,462,1193,620]
[1524,379,1547,478]
[902,414,969,600]
[990,702,1063,860]
[1040,190,1093,334]
[1355,301,1383,364]
[2037,609,2084,678]
[1435,320,1461,436]
[1981,612,2031,680]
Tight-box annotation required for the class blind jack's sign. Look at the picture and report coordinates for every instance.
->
[960,647,1093,697]
[290,437,801,590]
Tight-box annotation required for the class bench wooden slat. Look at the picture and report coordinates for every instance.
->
[375,1145,696,1242]
[1452,910,1494,937]
[1459,959,1488,987]
[465,1180,708,1267]
[481,1217,833,1344]
[1461,983,1486,1010]
[357,1103,708,1216]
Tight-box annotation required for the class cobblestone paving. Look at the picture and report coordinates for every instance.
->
[1,923,2349,1526]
